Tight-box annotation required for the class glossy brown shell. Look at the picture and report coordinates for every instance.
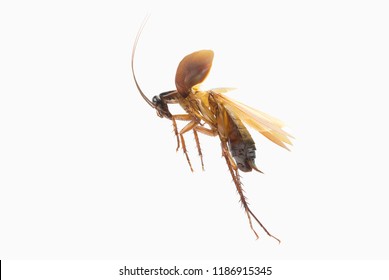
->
[175,50,214,97]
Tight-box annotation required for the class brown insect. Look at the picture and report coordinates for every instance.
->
[131,19,292,242]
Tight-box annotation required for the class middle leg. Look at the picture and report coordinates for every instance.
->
[177,120,198,172]
[193,126,218,171]
[172,114,192,152]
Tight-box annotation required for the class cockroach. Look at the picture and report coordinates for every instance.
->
[131,18,292,242]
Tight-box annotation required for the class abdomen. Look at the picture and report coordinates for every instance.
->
[225,109,258,172]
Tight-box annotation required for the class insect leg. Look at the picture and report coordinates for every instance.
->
[194,126,218,137]
[193,126,218,171]
[192,130,204,171]
[172,114,192,152]
[221,136,280,242]
[216,103,281,242]
[177,120,199,172]
[220,140,259,239]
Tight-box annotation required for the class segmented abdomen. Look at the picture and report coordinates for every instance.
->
[225,108,258,172]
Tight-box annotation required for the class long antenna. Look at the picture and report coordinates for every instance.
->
[131,15,155,108]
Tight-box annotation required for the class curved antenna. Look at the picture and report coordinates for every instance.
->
[131,15,155,109]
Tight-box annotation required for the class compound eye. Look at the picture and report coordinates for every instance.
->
[152,96,160,104]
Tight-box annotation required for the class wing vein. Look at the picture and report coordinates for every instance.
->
[212,91,293,150]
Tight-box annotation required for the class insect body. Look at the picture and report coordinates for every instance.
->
[131,21,292,242]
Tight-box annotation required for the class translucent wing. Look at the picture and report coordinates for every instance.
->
[175,50,214,97]
[212,89,293,150]
[210,87,237,94]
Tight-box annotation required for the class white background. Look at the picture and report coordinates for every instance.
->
[1,0,389,260]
